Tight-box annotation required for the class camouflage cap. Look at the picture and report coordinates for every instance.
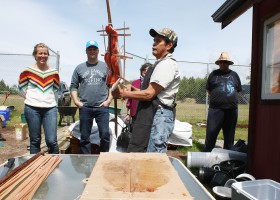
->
[149,28,178,44]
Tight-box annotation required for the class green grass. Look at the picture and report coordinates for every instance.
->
[192,125,248,141]
[2,95,249,144]
[174,100,249,142]
[2,96,24,126]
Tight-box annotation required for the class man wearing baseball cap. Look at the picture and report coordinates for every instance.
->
[70,40,113,154]
[112,28,180,153]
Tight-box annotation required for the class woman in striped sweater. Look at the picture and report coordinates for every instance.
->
[18,43,60,154]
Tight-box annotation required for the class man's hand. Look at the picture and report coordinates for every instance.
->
[111,86,123,99]
[71,90,83,108]
[99,99,111,107]
[125,84,132,91]
[74,101,83,108]
[123,114,131,123]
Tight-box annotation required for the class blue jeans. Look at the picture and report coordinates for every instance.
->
[147,107,175,153]
[79,106,110,154]
[24,105,59,154]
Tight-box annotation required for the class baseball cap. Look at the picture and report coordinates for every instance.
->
[86,40,99,49]
[149,28,178,43]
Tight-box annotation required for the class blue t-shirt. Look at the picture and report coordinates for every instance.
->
[206,69,242,109]
[70,61,109,107]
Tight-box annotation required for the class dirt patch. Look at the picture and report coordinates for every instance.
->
[166,149,186,163]
[0,127,186,165]
[166,145,186,163]
[0,127,29,165]
[236,124,248,128]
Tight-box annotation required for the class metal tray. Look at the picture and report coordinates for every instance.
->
[0,154,215,199]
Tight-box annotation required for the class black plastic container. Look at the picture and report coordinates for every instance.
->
[219,159,246,178]
[198,164,220,184]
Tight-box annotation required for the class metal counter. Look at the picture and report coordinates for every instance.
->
[0,155,215,199]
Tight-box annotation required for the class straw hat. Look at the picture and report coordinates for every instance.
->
[215,52,234,65]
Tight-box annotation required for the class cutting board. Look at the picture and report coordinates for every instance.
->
[80,153,193,199]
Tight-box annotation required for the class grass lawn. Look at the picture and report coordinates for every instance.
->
[2,95,249,155]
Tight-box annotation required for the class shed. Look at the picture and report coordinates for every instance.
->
[212,0,280,182]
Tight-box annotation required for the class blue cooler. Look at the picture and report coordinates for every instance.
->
[0,109,11,127]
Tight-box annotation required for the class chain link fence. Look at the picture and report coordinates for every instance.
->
[0,51,250,125]
[0,49,59,122]
[125,52,251,125]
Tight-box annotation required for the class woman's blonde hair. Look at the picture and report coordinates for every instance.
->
[32,43,49,57]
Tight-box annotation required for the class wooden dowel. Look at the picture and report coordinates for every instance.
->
[1,155,61,200]
[100,33,131,37]
[0,150,47,187]
[100,54,133,60]
[97,27,129,32]
[116,75,131,84]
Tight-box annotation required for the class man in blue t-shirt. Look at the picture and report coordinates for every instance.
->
[203,52,242,152]
[70,41,113,153]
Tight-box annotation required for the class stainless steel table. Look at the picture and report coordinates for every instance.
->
[0,155,215,199]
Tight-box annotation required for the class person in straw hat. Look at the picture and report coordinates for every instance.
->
[203,52,242,152]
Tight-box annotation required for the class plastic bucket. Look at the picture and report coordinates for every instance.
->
[21,113,27,123]
[0,110,10,127]
[187,152,210,167]
[0,110,10,121]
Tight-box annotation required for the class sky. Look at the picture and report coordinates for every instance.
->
[0,0,252,86]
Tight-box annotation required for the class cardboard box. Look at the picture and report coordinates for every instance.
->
[232,179,280,200]
[14,124,28,141]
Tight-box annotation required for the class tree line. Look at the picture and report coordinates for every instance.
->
[177,76,207,104]
[0,79,18,95]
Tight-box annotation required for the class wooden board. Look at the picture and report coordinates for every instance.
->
[80,153,193,200]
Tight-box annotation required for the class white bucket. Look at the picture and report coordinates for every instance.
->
[187,152,210,167]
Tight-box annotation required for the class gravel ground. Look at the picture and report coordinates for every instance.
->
[0,127,29,165]
[198,139,224,148]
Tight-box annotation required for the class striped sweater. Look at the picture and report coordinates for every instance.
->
[18,66,60,108]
